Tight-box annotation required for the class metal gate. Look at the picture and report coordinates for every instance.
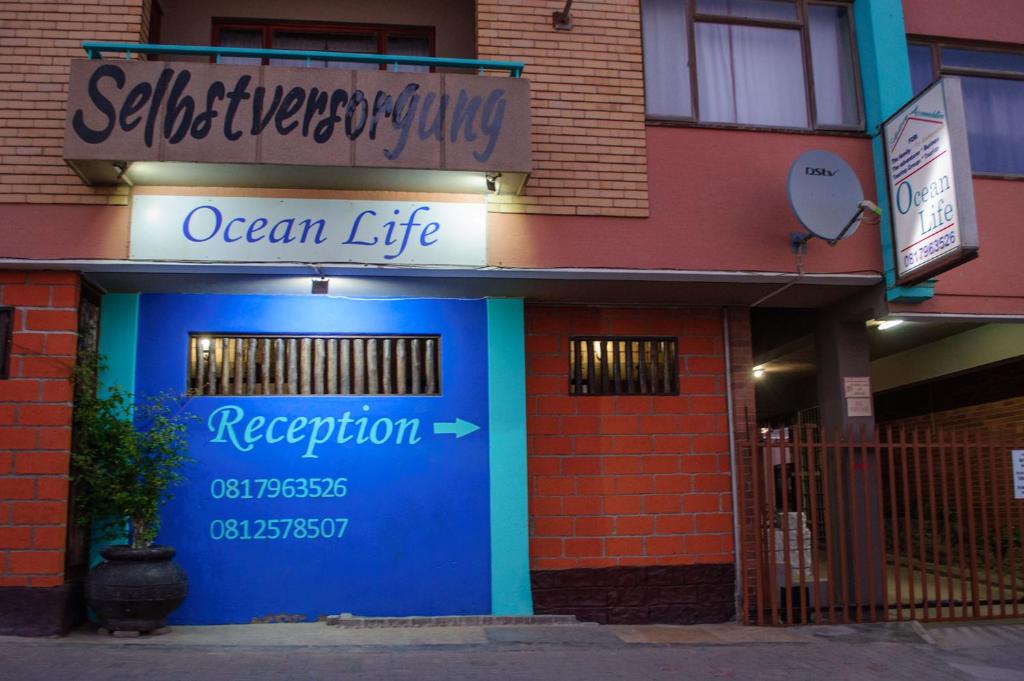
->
[742,427,1024,625]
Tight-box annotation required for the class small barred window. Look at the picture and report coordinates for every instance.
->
[569,337,678,395]
[0,307,11,379]
[188,334,440,396]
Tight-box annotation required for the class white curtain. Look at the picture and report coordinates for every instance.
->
[960,77,1024,174]
[697,0,796,20]
[808,5,858,127]
[270,32,377,70]
[218,29,262,66]
[386,36,430,73]
[641,0,692,117]
[697,22,807,127]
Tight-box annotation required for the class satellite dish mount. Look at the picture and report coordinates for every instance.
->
[787,150,880,254]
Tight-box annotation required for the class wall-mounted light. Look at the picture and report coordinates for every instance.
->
[311,278,329,295]
[553,0,574,30]
[485,173,502,193]
[877,319,904,330]
[753,365,765,379]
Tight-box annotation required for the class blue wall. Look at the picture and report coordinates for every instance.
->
[136,294,492,624]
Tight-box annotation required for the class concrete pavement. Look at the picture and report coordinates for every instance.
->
[0,619,1022,680]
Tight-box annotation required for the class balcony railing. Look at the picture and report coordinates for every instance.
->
[81,41,525,78]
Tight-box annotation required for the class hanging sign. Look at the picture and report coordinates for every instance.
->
[882,77,979,285]
[130,194,487,266]
[1013,450,1024,501]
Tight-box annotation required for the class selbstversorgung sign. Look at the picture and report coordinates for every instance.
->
[882,78,979,285]
[130,195,487,266]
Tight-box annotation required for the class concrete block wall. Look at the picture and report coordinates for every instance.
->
[0,0,149,206]
[477,0,649,217]
[0,271,80,592]
[524,306,734,570]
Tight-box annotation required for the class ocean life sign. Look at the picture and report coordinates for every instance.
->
[129,195,486,266]
[883,78,979,285]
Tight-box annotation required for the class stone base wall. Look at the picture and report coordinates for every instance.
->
[531,564,735,625]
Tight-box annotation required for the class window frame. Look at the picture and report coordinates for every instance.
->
[641,0,865,134]
[210,17,436,69]
[0,307,11,380]
[568,335,680,397]
[907,36,1024,180]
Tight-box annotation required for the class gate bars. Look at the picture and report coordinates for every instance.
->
[742,426,1024,625]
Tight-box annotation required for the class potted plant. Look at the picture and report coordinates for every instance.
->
[71,355,196,634]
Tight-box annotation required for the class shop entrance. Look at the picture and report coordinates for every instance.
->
[744,309,1024,625]
[134,294,492,624]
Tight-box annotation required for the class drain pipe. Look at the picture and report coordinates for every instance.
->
[722,309,745,620]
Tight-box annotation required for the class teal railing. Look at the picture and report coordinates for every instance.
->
[81,41,524,77]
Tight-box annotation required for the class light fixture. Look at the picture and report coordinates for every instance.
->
[311,278,329,295]
[553,0,574,29]
[753,365,765,379]
[485,172,502,193]
[877,319,904,330]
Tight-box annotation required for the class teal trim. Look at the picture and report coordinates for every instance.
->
[90,294,139,568]
[82,41,525,77]
[854,0,934,302]
[97,293,139,398]
[486,298,533,615]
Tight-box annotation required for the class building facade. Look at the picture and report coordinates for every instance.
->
[0,0,1022,634]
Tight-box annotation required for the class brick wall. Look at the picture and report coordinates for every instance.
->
[0,271,80,590]
[0,0,149,206]
[525,306,733,571]
[477,0,649,217]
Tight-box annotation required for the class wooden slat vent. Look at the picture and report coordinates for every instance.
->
[188,334,440,396]
[569,336,678,395]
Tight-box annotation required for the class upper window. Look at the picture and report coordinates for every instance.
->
[908,41,1024,176]
[641,0,862,130]
[212,19,434,72]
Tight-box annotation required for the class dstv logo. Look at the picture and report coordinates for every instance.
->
[805,167,837,177]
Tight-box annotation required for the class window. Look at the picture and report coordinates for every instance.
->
[188,334,440,396]
[641,0,862,130]
[908,41,1024,175]
[0,307,11,380]
[212,19,434,72]
[569,337,678,395]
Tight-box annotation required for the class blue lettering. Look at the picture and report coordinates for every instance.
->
[183,204,221,242]
[223,216,245,243]
[343,210,379,246]
[246,217,268,243]
[268,218,296,244]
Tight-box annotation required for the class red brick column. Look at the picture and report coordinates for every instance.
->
[0,270,80,635]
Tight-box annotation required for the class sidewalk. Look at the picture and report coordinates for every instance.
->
[49,618,933,649]
[2,619,1022,681]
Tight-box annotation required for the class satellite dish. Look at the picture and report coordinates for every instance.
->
[787,150,865,247]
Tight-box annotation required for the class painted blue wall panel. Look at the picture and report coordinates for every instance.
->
[135,294,491,624]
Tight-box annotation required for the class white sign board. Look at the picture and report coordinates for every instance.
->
[1013,450,1024,500]
[130,195,487,267]
[883,78,978,285]
[844,376,872,399]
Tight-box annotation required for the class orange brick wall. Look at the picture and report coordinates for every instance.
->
[0,271,80,588]
[0,0,149,206]
[477,0,649,217]
[525,306,734,571]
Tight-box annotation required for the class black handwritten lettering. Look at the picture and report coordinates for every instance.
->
[72,63,123,144]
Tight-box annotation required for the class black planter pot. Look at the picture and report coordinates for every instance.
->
[85,545,188,633]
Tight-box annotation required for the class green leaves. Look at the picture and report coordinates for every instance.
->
[71,354,197,549]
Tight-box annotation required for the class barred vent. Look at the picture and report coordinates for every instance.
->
[0,307,11,380]
[188,335,440,396]
[569,337,678,395]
